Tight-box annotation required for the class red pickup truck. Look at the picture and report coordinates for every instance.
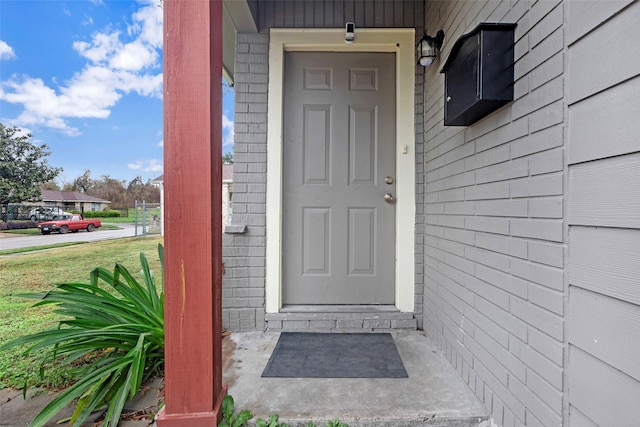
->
[38,214,102,235]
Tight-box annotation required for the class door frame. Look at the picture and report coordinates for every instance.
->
[266,28,416,313]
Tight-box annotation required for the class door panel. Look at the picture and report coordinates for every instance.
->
[303,105,331,183]
[349,106,377,184]
[349,208,376,275]
[303,207,330,275]
[283,52,396,304]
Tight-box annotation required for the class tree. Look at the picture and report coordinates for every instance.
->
[63,170,160,208]
[69,169,93,193]
[222,151,234,164]
[91,174,128,207]
[41,181,61,191]
[127,176,160,204]
[0,124,62,208]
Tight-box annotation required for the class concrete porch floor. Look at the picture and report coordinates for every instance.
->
[223,331,490,427]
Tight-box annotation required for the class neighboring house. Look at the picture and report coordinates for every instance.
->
[25,190,110,212]
[159,1,640,427]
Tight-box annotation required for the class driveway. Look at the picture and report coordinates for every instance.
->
[0,224,138,251]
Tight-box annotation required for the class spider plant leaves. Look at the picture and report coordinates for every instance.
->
[0,244,165,427]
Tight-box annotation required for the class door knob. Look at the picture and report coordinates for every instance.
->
[384,193,395,204]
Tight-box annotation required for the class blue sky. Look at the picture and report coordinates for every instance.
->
[0,0,234,184]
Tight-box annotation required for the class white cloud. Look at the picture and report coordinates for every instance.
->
[109,40,158,71]
[0,40,16,60]
[0,2,163,135]
[82,15,94,26]
[128,158,163,172]
[157,139,163,147]
[222,114,234,148]
[73,32,120,63]
[130,3,163,48]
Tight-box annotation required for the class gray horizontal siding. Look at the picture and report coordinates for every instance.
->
[569,286,640,382]
[566,1,640,426]
[567,0,640,104]
[568,153,640,228]
[249,0,424,31]
[568,346,640,427]
[568,76,640,164]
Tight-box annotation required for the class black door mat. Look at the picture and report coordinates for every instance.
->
[261,332,408,378]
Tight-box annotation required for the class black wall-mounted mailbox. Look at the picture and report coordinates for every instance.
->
[440,22,517,126]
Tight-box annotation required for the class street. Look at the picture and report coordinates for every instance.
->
[0,223,139,251]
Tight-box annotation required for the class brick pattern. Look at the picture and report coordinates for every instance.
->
[423,1,566,426]
[414,52,426,329]
[266,312,417,333]
[222,32,270,332]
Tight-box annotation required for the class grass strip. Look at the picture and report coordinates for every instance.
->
[0,242,87,256]
[0,236,163,389]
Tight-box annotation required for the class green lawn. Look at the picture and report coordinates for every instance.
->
[0,236,163,389]
[100,216,135,224]
[101,207,161,224]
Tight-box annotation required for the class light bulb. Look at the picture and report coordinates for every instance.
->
[419,56,434,67]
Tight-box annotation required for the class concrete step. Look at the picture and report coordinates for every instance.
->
[266,307,418,332]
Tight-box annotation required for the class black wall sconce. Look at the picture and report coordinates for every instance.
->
[416,30,445,67]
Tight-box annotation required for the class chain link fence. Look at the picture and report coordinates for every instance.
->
[134,201,162,236]
[1,205,70,222]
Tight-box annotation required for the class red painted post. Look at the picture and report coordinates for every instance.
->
[156,0,226,426]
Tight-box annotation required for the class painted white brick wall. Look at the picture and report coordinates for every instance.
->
[423,1,566,426]
[222,32,270,332]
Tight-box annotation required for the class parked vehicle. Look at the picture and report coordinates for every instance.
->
[29,207,67,221]
[38,214,102,235]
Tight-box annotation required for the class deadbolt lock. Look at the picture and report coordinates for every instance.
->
[385,176,394,185]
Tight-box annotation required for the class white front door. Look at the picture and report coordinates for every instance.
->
[282,51,397,305]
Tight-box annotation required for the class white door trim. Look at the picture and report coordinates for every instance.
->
[266,28,416,313]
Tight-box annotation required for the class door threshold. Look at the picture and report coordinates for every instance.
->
[280,305,399,313]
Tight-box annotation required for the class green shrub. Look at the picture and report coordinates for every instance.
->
[0,220,37,230]
[0,245,165,427]
[82,210,121,218]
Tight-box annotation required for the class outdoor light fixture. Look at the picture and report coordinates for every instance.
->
[417,30,445,67]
